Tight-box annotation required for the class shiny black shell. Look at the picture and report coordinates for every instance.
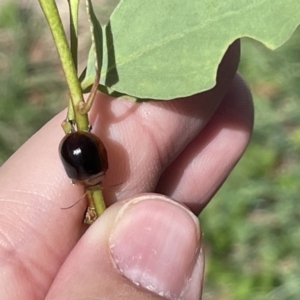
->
[59,131,108,186]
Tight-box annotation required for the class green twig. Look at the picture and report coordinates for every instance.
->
[38,0,89,131]
[67,0,80,70]
[78,68,100,114]
[66,0,80,123]
[84,187,106,225]
[89,187,106,216]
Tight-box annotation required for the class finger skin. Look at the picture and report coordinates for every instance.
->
[45,194,204,300]
[0,41,239,298]
[0,112,86,299]
[90,40,240,204]
[156,73,254,213]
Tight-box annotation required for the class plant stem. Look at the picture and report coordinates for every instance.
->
[67,0,80,70]
[89,187,106,216]
[38,0,89,131]
[78,68,100,114]
[61,119,73,134]
[66,0,80,123]
[84,187,106,225]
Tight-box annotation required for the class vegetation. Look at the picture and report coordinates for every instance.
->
[0,1,65,162]
[202,30,300,299]
[0,2,299,299]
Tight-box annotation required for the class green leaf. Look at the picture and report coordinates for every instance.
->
[84,0,300,100]
[91,0,120,26]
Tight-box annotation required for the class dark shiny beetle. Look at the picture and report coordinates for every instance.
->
[59,131,108,187]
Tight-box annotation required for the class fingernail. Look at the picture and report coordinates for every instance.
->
[109,195,201,299]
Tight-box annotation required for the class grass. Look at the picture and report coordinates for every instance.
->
[1,2,300,299]
[0,1,65,163]
[202,28,300,299]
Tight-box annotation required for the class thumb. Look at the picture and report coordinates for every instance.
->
[45,194,204,300]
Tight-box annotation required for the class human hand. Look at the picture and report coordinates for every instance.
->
[0,40,253,300]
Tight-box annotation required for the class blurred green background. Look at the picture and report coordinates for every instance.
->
[1,2,300,299]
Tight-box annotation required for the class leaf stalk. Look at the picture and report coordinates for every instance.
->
[38,0,89,131]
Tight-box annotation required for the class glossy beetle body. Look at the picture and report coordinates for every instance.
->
[59,131,108,187]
